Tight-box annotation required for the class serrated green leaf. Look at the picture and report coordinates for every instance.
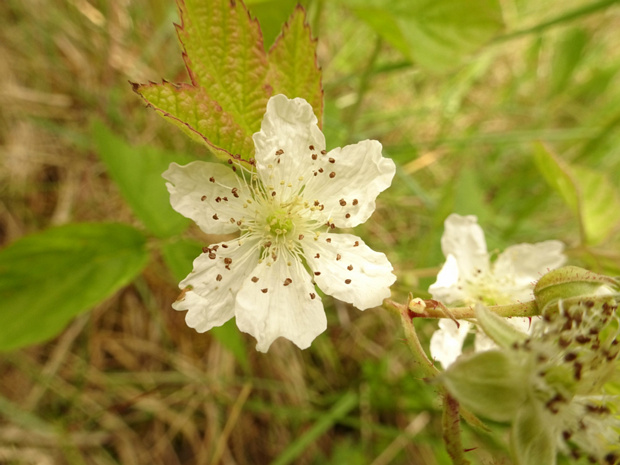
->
[133,79,258,163]
[0,223,149,351]
[133,0,323,163]
[511,399,556,465]
[268,6,323,125]
[93,121,190,238]
[349,0,504,72]
[441,350,527,422]
[161,239,249,372]
[133,0,270,163]
[534,143,620,245]
[175,0,269,134]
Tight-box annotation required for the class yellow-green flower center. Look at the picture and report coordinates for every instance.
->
[266,208,294,236]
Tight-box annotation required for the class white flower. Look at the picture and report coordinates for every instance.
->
[164,95,396,352]
[429,214,566,367]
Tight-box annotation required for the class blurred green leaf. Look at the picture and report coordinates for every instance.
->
[271,391,358,465]
[93,121,190,238]
[267,6,323,126]
[161,239,202,282]
[452,167,494,224]
[161,239,250,372]
[246,0,301,49]
[534,143,620,246]
[549,28,588,96]
[349,0,504,72]
[0,223,149,351]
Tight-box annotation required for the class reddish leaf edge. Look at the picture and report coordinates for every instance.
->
[268,4,324,129]
[129,80,256,169]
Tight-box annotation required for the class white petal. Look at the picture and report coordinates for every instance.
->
[173,238,260,332]
[441,214,490,279]
[494,241,566,291]
[302,233,396,310]
[429,254,467,304]
[253,95,325,197]
[302,140,396,228]
[430,320,471,368]
[163,161,250,234]
[235,251,327,352]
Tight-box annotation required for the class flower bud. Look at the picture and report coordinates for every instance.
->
[534,266,618,313]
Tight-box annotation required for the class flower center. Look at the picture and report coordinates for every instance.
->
[266,208,294,236]
[464,272,515,306]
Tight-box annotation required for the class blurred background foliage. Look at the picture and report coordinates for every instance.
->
[1,0,619,463]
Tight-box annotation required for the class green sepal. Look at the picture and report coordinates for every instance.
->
[474,303,529,349]
[511,398,556,465]
[440,350,528,423]
[534,265,619,313]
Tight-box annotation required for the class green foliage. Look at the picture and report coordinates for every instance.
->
[93,121,191,238]
[534,143,620,246]
[133,0,322,164]
[348,0,504,72]
[0,223,149,351]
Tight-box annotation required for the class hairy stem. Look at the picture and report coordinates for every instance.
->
[442,393,470,465]
[387,298,539,320]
